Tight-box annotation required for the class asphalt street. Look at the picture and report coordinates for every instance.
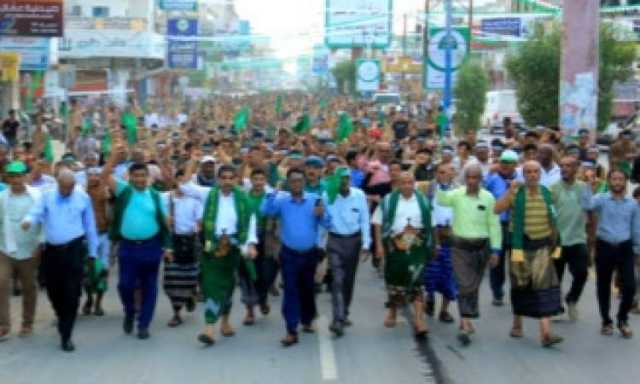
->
[2,259,638,384]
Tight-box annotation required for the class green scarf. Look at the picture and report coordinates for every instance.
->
[381,190,432,250]
[202,187,255,281]
[246,190,266,231]
[510,186,556,262]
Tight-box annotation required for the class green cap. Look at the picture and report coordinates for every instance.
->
[5,161,27,175]
[335,166,350,178]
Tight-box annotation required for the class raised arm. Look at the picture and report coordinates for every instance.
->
[495,180,520,214]
[101,127,126,193]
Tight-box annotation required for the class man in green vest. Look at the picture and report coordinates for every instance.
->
[179,162,258,346]
[372,172,432,338]
[101,142,173,341]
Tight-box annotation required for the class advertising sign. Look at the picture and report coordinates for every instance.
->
[59,30,165,60]
[0,52,20,82]
[159,0,197,11]
[325,0,392,49]
[0,37,53,70]
[481,17,522,37]
[356,59,381,92]
[167,18,198,69]
[0,0,63,37]
[424,27,469,90]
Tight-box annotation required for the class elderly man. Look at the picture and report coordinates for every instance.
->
[437,163,501,346]
[373,172,432,338]
[22,169,98,352]
[495,161,563,348]
[0,161,42,340]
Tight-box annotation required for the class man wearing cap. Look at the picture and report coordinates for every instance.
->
[323,167,371,336]
[82,166,112,316]
[474,141,491,176]
[194,156,217,187]
[304,155,326,195]
[484,150,521,306]
[0,161,42,340]
[21,169,98,352]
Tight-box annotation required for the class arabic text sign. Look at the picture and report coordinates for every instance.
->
[325,0,392,49]
[480,17,522,37]
[0,0,63,37]
[424,27,469,90]
[159,0,197,11]
[59,30,165,60]
[167,18,198,69]
[0,37,52,70]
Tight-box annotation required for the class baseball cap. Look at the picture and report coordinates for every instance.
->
[200,155,216,164]
[5,160,27,175]
[499,150,519,163]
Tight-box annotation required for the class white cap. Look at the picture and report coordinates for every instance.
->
[200,155,216,164]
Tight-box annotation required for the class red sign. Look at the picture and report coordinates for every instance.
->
[0,0,64,37]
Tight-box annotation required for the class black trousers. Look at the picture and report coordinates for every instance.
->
[595,239,637,325]
[42,237,86,342]
[555,243,589,304]
[327,233,362,323]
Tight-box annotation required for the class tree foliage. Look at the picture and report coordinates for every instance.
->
[454,60,489,133]
[332,60,356,95]
[506,23,636,131]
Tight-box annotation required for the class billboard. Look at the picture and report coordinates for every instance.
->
[481,17,522,37]
[59,30,165,60]
[0,37,54,71]
[167,18,199,69]
[325,0,392,49]
[0,0,64,37]
[424,27,470,90]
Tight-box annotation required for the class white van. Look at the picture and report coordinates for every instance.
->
[483,90,524,133]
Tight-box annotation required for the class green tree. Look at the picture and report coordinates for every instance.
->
[454,60,489,133]
[331,60,356,95]
[506,23,636,131]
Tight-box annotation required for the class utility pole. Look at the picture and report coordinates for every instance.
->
[468,0,473,35]
[422,0,430,91]
[443,0,453,135]
[402,13,408,84]
[559,0,599,139]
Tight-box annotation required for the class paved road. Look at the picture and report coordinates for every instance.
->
[1,260,638,384]
[0,267,430,384]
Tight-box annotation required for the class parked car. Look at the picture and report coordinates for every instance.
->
[483,90,524,133]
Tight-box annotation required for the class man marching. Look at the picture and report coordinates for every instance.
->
[180,162,258,346]
[373,172,432,338]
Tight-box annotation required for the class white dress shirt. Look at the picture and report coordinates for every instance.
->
[163,192,202,235]
[372,193,424,236]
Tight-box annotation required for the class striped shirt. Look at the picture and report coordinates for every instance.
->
[523,192,552,240]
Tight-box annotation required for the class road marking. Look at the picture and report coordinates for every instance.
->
[317,315,338,381]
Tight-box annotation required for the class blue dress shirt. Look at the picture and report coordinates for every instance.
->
[25,188,99,258]
[350,168,365,188]
[484,171,518,223]
[583,190,640,246]
[323,187,371,250]
[261,191,331,252]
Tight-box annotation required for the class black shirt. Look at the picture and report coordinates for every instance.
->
[2,119,19,141]
[392,120,409,141]
[414,164,435,182]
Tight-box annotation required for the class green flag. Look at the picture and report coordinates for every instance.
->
[325,167,351,205]
[233,106,250,132]
[43,134,54,163]
[101,131,112,155]
[293,114,311,134]
[25,72,43,113]
[121,112,138,144]
[320,98,328,110]
[275,95,283,116]
[336,112,354,143]
[81,118,93,136]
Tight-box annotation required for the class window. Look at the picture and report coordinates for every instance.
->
[70,5,82,16]
[92,6,109,17]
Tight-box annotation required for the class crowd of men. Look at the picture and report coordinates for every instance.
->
[0,93,639,353]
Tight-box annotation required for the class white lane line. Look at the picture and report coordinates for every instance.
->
[317,315,338,381]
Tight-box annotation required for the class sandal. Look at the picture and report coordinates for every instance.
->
[280,334,299,347]
[18,326,33,338]
[197,333,215,346]
[438,311,454,324]
[541,334,563,348]
[384,312,397,328]
[618,323,633,339]
[302,325,315,334]
[94,307,105,317]
[221,326,235,337]
[260,303,271,316]
[457,330,472,346]
[243,314,255,326]
[601,324,614,336]
[510,327,524,338]
[167,316,183,328]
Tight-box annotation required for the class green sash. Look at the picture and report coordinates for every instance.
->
[202,187,255,281]
[510,186,556,262]
[381,190,432,251]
